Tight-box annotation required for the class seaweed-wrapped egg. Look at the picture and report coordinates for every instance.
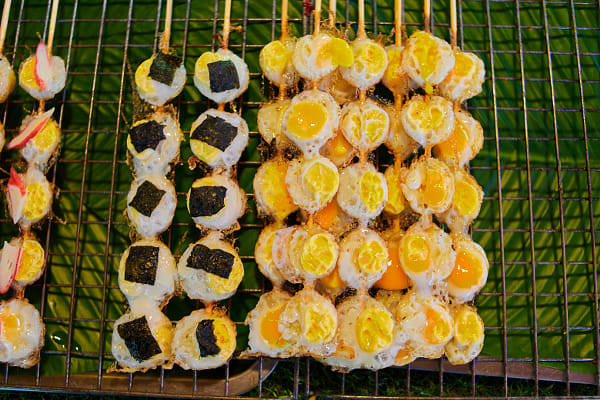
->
[260,38,299,88]
[338,227,389,289]
[194,49,249,104]
[173,307,236,370]
[254,158,298,221]
[19,42,66,100]
[340,38,388,90]
[339,99,390,154]
[186,173,246,231]
[135,51,186,106]
[446,233,489,303]
[444,304,485,365]
[177,231,244,302]
[127,174,177,238]
[437,168,483,233]
[401,156,454,215]
[337,162,388,221]
[189,109,249,170]
[401,95,455,148]
[433,109,484,169]
[127,110,183,176]
[438,51,486,103]
[286,156,339,213]
[0,55,16,103]
[0,298,44,368]
[292,33,353,82]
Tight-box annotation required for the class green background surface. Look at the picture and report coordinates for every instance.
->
[0,0,599,397]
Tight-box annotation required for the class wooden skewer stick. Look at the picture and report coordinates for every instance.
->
[424,0,431,33]
[47,0,59,56]
[222,0,232,50]
[280,0,288,41]
[329,0,336,28]
[450,0,457,47]
[159,0,173,52]
[394,0,402,47]
[357,0,366,38]
[0,0,11,54]
[314,0,322,35]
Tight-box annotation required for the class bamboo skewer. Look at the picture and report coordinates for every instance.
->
[329,0,336,28]
[280,0,288,41]
[222,0,232,50]
[159,0,173,52]
[357,0,366,39]
[395,0,402,47]
[450,0,457,47]
[313,0,322,35]
[0,0,11,54]
[424,0,431,33]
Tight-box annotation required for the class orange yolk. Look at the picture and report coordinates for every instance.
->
[424,308,451,345]
[395,347,413,366]
[375,237,409,290]
[402,233,430,273]
[448,248,484,289]
[0,313,21,343]
[319,265,346,290]
[314,201,338,230]
[436,120,469,160]
[328,130,353,158]
[287,102,328,140]
[453,52,474,78]
[423,169,449,208]
[260,305,287,348]
[453,178,480,217]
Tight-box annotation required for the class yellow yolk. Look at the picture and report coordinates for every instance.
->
[261,305,287,348]
[355,42,387,75]
[402,233,430,273]
[31,119,59,151]
[384,47,404,88]
[454,308,484,346]
[212,319,234,352]
[453,178,480,218]
[257,162,297,220]
[191,140,220,163]
[359,171,385,213]
[330,38,354,68]
[364,109,388,145]
[206,260,243,295]
[356,240,387,275]
[0,313,21,344]
[384,169,406,215]
[319,265,346,290]
[24,182,50,222]
[20,57,39,90]
[287,102,328,140]
[259,230,276,264]
[410,32,440,93]
[395,347,413,366]
[304,304,335,343]
[435,119,469,160]
[135,58,155,94]
[302,160,339,203]
[356,307,393,353]
[409,100,444,131]
[448,247,484,289]
[375,236,409,290]
[328,131,353,158]
[453,52,474,78]
[300,233,337,276]
[195,51,226,85]
[154,323,173,346]
[424,307,452,345]
[260,40,290,75]
[423,169,450,208]
[15,239,45,282]
[314,201,338,230]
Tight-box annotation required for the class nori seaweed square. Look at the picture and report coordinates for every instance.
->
[187,243,234,279]
[128,120,166,153]
[190,115,237,151]
[208,60,239,93]
[117,316,162,362]
[196,319,220,357]
[188,186,226,217]
[149,51,182,86]
[129,180,166,217]
[124,246,160,285]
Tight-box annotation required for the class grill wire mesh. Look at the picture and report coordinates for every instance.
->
[0,0,599,398]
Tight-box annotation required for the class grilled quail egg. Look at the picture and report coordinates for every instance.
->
[194,49,250,104]
[433,109,484,169]
[401,95,455,147]
[338,227,389,289]
[337,162,388,222]
[437,168,483,233]
[127,174,177,238]
[135,51,186,106]
[10,235,46,290]
[385,105,420,162]
[260,38,299,88]
[0,55,15,103]
[319,129,355,168]
[18,113,60,172]
[383,163,409,216]
[254,158,298,221]
[19,168,53,229]
[374,228,410,291]
[19,47,66,100]
[340,38,388,90]
[446,233,489,303]
[0,298,44,368]
[339,99,390,154]
[438,50,485,103]
[257,98,291,146]
[444,304,485,365]
[255,223,287,287]
[382,45,412,97]
[292,33,353,82]
[286,156,339,213]
[401,156,454,215]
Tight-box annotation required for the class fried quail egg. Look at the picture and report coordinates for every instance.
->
[254,158,298,221]
[322,294,399,371]
[401,95,455,147]
[317,264,347,295]
[272,225,338,283]
[194,49,250,104]
[401,31,455,93]
[278,287,337,357]
[318,70,358,105]
[173,307,236,370]
[446,233,489,303]
[127,110,183,176]
[337,162,388,222]
[340,37,388,90]
[382,45,411,97]
[177,231,244,302]
[245,289,294,357]
[445,304,485,365]
[374,228,410,291]
[292,33,354,82]
[255,223,287,287]
[401,156,454,215]
[18,168,53,229]
[338,227,389,289]
[0,298,44,368]
[437,168,483,233]
[118,238,176,306]
[385,105,420,162]
[394,289,453,359]
[339,99,390,153]
[319,129,355,168]
[111,300,173,372]
[282,89,340,157]
[260,38,299,88]
[18,114,60,172]
[433,109,484,169]
[135,51,186,106]
[257,99,291,145]
[438,50,485,103]
[186,173,246,231]
[10,235,46,290]
[399,218,455,290]
[189,108,249,170]
[383,163,409,216]
[0,55,16,103]
[313,198,354,237]
[19,51,66,100]
[285,156,339,213]
[127,174,176,238]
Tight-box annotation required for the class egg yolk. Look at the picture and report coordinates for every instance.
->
[314,200,338,230]
[212,319,234,352]
[409,100,445,132]
[302,160,339,202]
[364,109,388,145]
[454,308,484,346]
[355,42,387,75]
[135,58,156,95]
[287,102,328,141]
[20,57,41,90]
[375,236,409,290]
[435,118,470,161]
[356,240,387,275]
[453,177,481,218]
[256,162,297,220]
[191,139,221,163]
[261,305,287,348]
[24,182,50,222]
[154,323,173,346]
[395,347,414,366]
[384,47,404,88]
[260,40,290,75]
[15,239,45,282]
[31,119,59,151]
[0,312,22,344]
[356,307,393,353]
[422,168,451,209]
[259,102,290,143]
[453,52,474,78]
[402,233,430,273]
[327,131,354,159]
[409,31,440,93]
[206,260,243,295]
[300,232,337,276]
[424,307,452,345]
[319,265,346,290]
[360,171,385,213]
[304,304,335,343]
[384,168,406,215]
[448,246,485,289]
[258,227,276,265]
[319,37,354,68]
[195,51,226,85]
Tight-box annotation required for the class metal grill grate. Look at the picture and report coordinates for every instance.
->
[0,0,599,398]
